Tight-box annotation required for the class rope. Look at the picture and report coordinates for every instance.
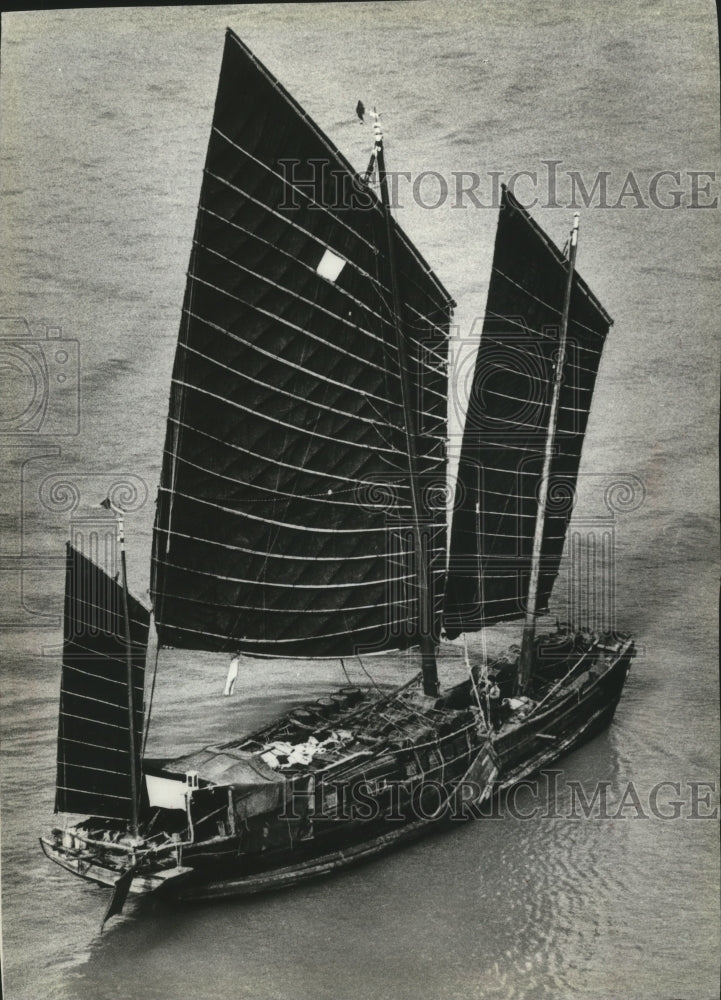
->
[356,655,383,693]
[141,641,160,759]
[339,657,352,686]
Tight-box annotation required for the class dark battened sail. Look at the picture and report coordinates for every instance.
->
[55,544,148,820]
[443,187,612,637]
[151,29,453,657]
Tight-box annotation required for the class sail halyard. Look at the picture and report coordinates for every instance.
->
[443,186,612,640]
[518,212,580,693]
[150,28,453,659]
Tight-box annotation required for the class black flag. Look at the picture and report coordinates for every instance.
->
[356,100,365,123]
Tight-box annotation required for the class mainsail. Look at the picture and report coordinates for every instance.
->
[151,29,454,657]
[56,544,149,820]
[444,187,612,637]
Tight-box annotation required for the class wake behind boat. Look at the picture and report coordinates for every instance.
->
[41,29,634,923]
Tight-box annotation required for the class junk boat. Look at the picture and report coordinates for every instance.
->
[41,29,635,923]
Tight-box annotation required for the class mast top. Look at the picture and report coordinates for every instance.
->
[571,212,579,246]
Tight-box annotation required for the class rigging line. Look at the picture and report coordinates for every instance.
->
[204,168,450,321]
[60,735,130,755]
[473,347,597,389]
[186,271,396,380]
[477,441,585,461]
[60,687,138,712]
[195,243,397,355]
[475,462,548,478]
[199,205,440,347]
[60,760,129,778]
[339,658,353,686]
[462,406,559,436]
[356,655,383,693]
[171,377,407,457]
[220,645,414,662]
[474,377,592,413]
[62,662,142,690]
[373,450,414,477]
[56,784,131,802]
[213,126,379,251]
[211,127,454,325]
[195,260,448,380]
[477,507,545,521]
[155,554,414,590]
[481,310,604,360]
[156,485,414,534]
[141,640,160,760]
[66,587,149,624]
[154,525,437,561]
[64,602,148,631]
[178,341,400,433]
[180,305,440,414]
[161,449,411,510]
[165,412,410,488]
[64,638,146,670]
[478,527,568,543]
[368,272,452,335]
[158,616,420,646]
[60,710,129,732]
[229,31,453,308]
[185,275,445,400]
[489,267,610,340]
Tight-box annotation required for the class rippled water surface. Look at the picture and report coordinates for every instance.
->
[1,3,719,999]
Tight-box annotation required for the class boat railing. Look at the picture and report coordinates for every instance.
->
[527,641,601,718]
[51,827,185,857]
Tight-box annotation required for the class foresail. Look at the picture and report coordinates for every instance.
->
[151,30,453,657]
[443,187,612,637]
[56,544,148,820]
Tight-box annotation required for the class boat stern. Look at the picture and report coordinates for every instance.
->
[39,825,191,898]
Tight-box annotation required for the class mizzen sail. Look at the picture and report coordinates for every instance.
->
[151,29,453,657]
[443,187,612,638]
[55,544,148,820]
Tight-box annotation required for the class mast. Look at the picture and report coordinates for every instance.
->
[373,112,439,698]
[518,212,580,692]
[101,498,140,837]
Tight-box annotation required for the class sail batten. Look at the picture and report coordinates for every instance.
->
[201,33,453,309]
[151,28,452,657]
[443,187,611,638]
[56,544,149,821]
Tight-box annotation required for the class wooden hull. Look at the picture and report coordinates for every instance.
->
[173,641,634,901]
[492,640,633,788]
[171,743,499,901]
[42,637,634,908]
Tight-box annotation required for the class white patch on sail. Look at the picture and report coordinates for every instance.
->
[316,247,346,283]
